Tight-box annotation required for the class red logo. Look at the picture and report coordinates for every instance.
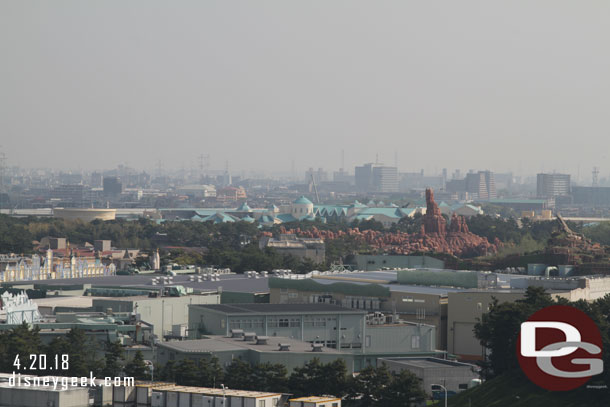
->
[517,305,603,391]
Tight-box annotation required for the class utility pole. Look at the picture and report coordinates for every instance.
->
[0,148,6,212]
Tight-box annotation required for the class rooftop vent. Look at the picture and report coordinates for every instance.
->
[255,336,269,345]
[230,329,244,339]
[278,343,291,351]
[243,332,256,341]
[311,343,324,352]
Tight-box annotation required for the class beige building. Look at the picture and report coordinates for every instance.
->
[447,289,574,361]
[290,397,341,407]
[92,292,220,339]
[269,275,450,350]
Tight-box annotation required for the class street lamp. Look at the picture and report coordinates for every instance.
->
[221,384,228,406]
[431,383,447,407]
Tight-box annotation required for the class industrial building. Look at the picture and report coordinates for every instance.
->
[537,173,571,199]
[352,255,445,271]
[187,303,438,369]
[92,290,220,339]
[115,383,285,407]
[156,334,353,372]
[379,357,479,396]
[268,272,450,350]
[259,234,325,264]
[289,397,341,407]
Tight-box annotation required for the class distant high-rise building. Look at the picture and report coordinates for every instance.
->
[482,171,497,200]
[51,184,87,206]
[463,171,496,200]
[537,173,571,198]
[333,169,353,184]
[355,163,374,192]
[355,163,398,193]
[90,172,103,188]
[372,166,398,193]
[103,177,122,196]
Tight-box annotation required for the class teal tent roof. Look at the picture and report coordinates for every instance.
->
[201,212,237,224]
[241,215,255,223]
[277,213,298,222]
[237,202,252,211]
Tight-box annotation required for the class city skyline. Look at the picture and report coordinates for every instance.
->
[2,1,610,174]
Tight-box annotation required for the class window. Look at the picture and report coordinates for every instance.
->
[268,318,278,328]
[304,317,314,327]
[258,400,265,407]
[411,335,420,349]
[290,318,300,327]
[279,318,289,328]
[459,383,468,390]
[332,403,339,407]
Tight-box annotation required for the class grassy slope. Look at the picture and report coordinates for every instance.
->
[432,370,609,407]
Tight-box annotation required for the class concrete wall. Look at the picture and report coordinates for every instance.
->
[93,293,220,338]
[447,291,524,360]
[0,386,90,407]
[188,307,367,350]
[366,324,436,353]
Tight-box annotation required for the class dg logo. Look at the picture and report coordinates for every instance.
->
[517,305,604,391]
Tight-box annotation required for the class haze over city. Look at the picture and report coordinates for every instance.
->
[2,1,610,176]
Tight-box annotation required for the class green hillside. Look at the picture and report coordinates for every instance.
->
[433,371,609,407]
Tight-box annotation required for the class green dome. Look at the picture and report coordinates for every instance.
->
[293,196,313,205]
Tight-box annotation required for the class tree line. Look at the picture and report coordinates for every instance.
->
[0,324,425,406]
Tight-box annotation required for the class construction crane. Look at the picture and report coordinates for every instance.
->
[310,173,320,204]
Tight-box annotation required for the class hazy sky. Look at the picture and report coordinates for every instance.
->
[1,1,609,178]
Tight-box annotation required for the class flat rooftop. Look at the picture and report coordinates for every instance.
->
[141,384,281,398]
[379,357,477,369]
[290,396,342,402]
[191,303,366,315]
[311,277,462,295]
[8,273,270,294]
[33,296,93,309]
[158,335,347,355]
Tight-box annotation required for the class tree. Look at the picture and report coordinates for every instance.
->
[125,351,149,380]
[159,360,177,382]
[380,370,426,407]
[224,359,255,390]
[347,364,392,406]
[252,362,289,393]
[199,357,224,388]
[288,358,349,398]
[0,323,43,374]
[346,364,425,407]
[102,340,125,377]
[175,358,201,386]
[65,328,100,377]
